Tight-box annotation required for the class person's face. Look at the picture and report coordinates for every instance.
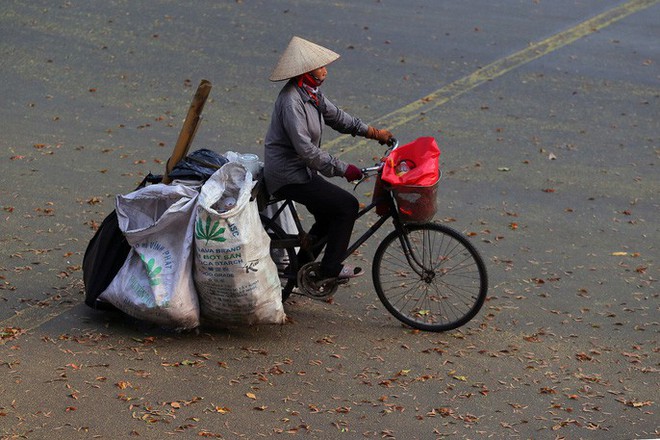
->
[310,66,328,83]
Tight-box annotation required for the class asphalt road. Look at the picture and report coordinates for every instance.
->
[1,1,658,439]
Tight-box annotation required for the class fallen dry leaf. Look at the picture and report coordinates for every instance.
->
[116,381,132,389]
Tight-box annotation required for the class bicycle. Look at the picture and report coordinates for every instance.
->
[258,139,488,332]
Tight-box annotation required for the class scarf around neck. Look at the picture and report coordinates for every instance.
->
[297,73,322,106]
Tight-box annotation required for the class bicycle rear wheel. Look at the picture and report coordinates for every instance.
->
[260,214,298,301]
[373,223,488,332]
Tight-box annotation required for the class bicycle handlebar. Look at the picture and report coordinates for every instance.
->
[360,138,399,175]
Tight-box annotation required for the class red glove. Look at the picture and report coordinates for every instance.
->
[344,164,363,182]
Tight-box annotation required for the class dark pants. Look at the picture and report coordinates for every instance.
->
[274,174,359,277]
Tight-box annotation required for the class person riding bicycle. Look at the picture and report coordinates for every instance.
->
[263,36,393,281]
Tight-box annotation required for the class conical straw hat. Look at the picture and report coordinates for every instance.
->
[269,36,340,82]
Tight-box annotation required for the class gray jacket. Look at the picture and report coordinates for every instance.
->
[263,80,368,195]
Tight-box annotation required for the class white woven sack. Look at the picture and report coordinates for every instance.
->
[194,163,285,325]
[100,183,200,329]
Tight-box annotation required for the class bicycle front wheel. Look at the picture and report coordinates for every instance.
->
[373,223,488,332]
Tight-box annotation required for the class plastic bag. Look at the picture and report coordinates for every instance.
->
[224,150,263,177]
[260,201,299,265]
[99,183,201,329]
[193,163,285,325]
[167,148,229,182]
[381,137,440,187]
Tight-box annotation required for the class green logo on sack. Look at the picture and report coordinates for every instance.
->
[139,254,162,286]
[195,216,227,244]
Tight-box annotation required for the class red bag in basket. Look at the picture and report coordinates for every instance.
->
[381,137,440,187]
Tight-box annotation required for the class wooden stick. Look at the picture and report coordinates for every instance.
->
[162,79,212,183]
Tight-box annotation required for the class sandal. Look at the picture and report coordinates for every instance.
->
[337,264,364,279]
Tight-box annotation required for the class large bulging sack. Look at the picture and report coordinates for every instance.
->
[99,183,201,329]
[194,163,285,325]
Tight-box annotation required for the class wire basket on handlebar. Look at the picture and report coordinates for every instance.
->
[389,180,439,223]
[375,137,441,223]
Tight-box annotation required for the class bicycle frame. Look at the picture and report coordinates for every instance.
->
[263,177,431,279]
[348,185,431,279]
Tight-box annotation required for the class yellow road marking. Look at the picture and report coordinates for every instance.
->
[329,0,659,157]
